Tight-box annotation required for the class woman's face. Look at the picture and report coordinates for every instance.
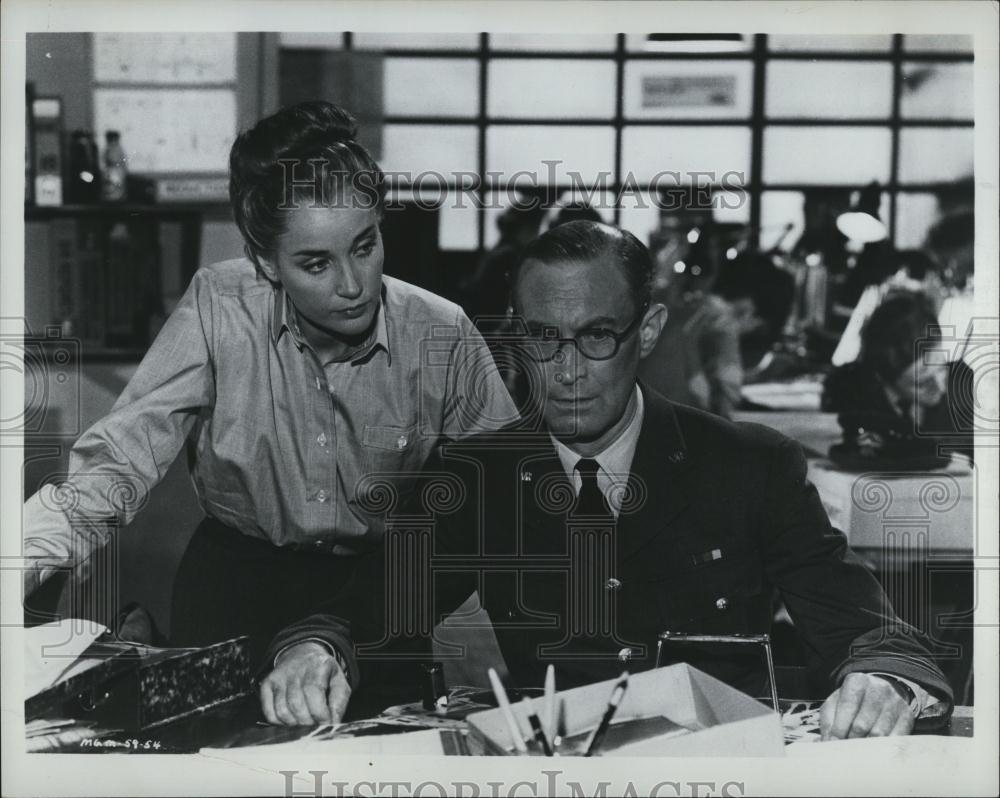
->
[893,358,949,410]
[262,201,384,345]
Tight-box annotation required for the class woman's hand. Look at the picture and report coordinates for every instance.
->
[259,641,351,726]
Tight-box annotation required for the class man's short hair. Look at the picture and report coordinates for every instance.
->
[511,220,653,312]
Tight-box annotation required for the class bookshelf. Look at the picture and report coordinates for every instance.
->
[25,202,237,362]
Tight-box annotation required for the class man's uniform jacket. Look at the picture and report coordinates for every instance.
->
[267,386,952,706]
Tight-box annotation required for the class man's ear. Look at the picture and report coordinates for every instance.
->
[638,302,667,359]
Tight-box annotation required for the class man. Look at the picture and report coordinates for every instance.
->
[262,221,952,739]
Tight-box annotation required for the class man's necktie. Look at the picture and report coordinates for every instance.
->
[571,457,615,526]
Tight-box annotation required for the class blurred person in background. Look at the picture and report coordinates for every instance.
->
[713,250,796,377]
[823,290,974,467]
[460,197,546,333]
[638,236,742,418]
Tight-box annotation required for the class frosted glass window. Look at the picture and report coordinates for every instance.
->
[353,33,479,50]
[760,192,805,252]
[623,60,753,120]
[900,63,973,119]
[381,125,478,183]
[767,34,892,52]
[766,61,892,119]
[625,34,752,53]
[486,126,615,186]
[279,33,344,49]
[621,126,752,184]
[898,128,974,183]
[489,34,615,52]
[763,127,891,185]
[488,60,616,119]
[903,35,973,53]
[384,58,479,117]
[439,192,480,250]
[617,190,662,246]
[895,192,940,249]
[713,190,751,225]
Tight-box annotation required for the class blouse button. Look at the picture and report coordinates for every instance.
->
[618,647,633,663]
[715,597,729,611]
[317,433,327,447]
[396,434,408,450]
[316,490,328,503]
[605,577,623,591]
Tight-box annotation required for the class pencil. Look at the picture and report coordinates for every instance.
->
[543,664,556,742]
[521,696,553,756]
[487,667,528,753]
[583,671,629,757]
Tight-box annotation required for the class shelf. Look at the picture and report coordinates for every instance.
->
[25,203,233,221]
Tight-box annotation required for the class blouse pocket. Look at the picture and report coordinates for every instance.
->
[359,423,422,512]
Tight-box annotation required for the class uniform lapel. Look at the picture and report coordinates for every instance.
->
[617,385,696,563]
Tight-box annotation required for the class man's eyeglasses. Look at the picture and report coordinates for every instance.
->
[513,303,649,362]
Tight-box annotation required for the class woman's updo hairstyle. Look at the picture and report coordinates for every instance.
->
[229,101,385,271]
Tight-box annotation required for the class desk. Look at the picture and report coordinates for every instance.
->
[29,688,974,754]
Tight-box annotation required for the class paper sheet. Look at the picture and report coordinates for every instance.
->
[200,728,449,758]
[25,619,108,698]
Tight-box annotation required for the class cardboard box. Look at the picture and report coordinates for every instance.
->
[807,460,974,553]
[466,664,784,757]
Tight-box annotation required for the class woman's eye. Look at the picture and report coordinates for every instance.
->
[304,259,329,273]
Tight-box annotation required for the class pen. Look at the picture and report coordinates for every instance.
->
[583,671,629,757]
[487,667,528,753]
[543,664,557,743]
[521,696,553,756]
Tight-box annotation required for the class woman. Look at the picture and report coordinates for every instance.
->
[823,290,974,467]
[22,102,516,662]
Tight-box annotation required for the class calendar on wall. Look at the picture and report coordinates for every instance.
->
[93,33,237,84]
[93,89,237,173]
[91,33,239,175]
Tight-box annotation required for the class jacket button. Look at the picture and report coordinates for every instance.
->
[605,577,622,591]
[618,647,633,663]
[715,597,729,611]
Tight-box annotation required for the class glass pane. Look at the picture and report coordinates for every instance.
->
[895,192,940,249]
[900,63,973,119]
[903,35,973,53]
[384,58,479,117]
[488,59,616,119]
[617,190,662,246]
[489,33,615,52]
[898,128,974,183]
[760,191,804,252]
[767,34,892,52]
[353,32,479,50]
[766,61,892,119]
[279,33,345,49]
[381,124,478,183]
[713,189,751,225]
[763,127,892,185]
[621,126,752,184]
[625,34,752,53]
[623,60,753,119]
[439,191,480,250]
[486,125,616,186]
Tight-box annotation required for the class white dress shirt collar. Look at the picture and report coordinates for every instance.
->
[549,385,645,517]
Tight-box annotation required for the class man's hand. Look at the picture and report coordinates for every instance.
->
[819,672,915,741]
[259,641,351,726]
